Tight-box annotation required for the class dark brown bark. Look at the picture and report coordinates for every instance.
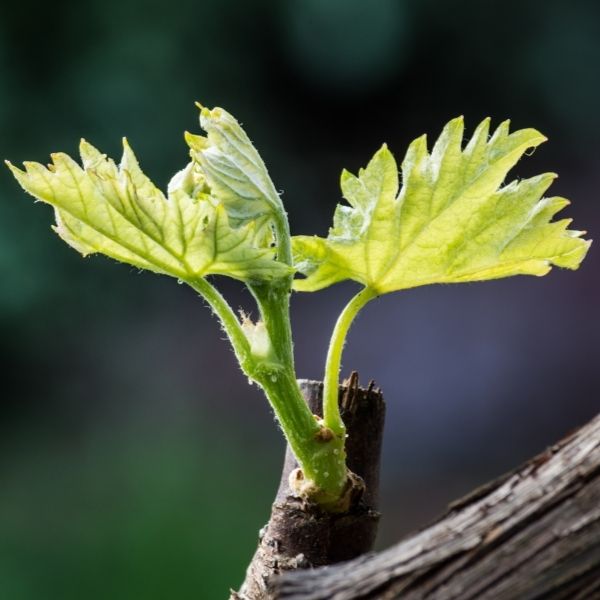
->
[272,413,600,599]
[232,374,386,600]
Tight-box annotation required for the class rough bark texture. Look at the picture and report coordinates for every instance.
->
[232,374,386,600]
[272,413,600,599]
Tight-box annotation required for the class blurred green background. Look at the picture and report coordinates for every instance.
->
[1,0,599,597]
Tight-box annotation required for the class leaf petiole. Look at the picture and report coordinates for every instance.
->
[323,286,377,435]
[186,277,253,373]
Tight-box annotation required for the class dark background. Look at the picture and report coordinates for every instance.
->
[1,0,599,597]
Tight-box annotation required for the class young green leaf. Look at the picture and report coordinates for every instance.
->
[7,140,291,282]
[293,117,591,293]
[185,105,285,241]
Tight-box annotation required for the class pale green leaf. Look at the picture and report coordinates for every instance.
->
[7,139,291,282]
[185,105,284,241]
[293,117,591,293]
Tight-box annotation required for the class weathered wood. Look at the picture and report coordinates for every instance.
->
[272,413,600,599]
[233,374,386,600]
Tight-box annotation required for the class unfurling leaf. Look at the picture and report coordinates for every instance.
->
[185,105,285,242]
[7,139,291,283]
[292,117,591,293]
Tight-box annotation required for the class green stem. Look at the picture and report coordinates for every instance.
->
[273,211,293,267]
[248,281,325,467]
[260,370,347,504]
[270,212,294,367]
[186,277,252,373]
[259,370,321,468]
[189,276,318,451]
[323,286,377,435]
[188,210,351,506]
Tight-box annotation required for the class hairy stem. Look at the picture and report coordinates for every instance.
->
[189,211,353,505]
[186,277,252,372]
[189,271,347,501]
[248,209,350,501]
[250,280,347,502]
[261,371,346,488]
[323,287,377,435]
[273,211,293,267]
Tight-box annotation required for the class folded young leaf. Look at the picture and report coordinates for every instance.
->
[293,117,591,293]
[185,105,285,242]
[7,140,291,282]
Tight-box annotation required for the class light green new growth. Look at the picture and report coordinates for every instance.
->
[186,104,286,237]
[7,106,347,508]
[7,139,290,283]
[7,109,591,511]
[293,118,588,294]
[293,117,590,436]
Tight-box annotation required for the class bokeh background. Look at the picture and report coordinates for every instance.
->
[1,0,599,597]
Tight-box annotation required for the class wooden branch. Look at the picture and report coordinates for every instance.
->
[272,413,600,600]
[233,375,386,600]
